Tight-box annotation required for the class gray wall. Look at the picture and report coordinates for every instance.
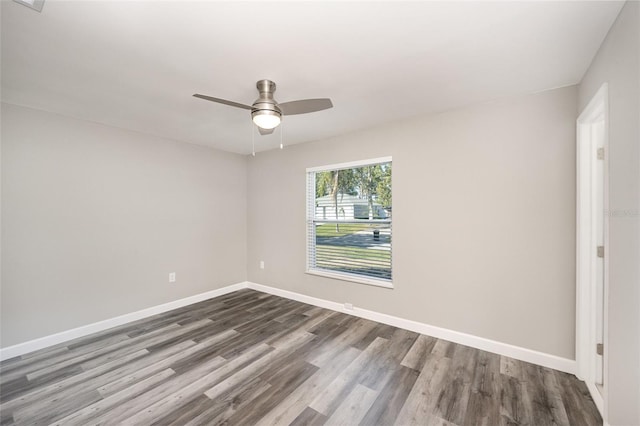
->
[247,86,578,359]
[1,103,247,347]
[578,2,639,424]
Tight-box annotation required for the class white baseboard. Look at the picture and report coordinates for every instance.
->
[0,282,247,361]
[246,282,577,375]
[1,280,577,377]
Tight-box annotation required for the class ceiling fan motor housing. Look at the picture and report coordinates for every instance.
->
[251,79,282,120]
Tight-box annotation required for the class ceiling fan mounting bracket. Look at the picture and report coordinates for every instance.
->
[256,79,277,96]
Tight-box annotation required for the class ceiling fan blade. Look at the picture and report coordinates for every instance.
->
[258,127,275,136]
[193,94,253,110]
[279,98,333,116]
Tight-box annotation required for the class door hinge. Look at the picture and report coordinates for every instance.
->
[596,343,604,356]
[597,246,604,258]
[597,148,605,160]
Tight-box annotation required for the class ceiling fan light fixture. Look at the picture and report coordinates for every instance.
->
[252,110,281,130]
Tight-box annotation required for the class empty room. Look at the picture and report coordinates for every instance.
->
[1,1,638,425]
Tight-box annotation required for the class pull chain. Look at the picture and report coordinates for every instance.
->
[252,122,256,157]
[280,119,284,150]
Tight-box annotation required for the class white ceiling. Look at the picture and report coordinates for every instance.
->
[1,1,623,154]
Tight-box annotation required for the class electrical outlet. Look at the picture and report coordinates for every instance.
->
[344,302,354,311]
[260,261,265,269]
[169,272,176,283]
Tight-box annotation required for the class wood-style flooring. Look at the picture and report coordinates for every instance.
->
[0,289,601,425]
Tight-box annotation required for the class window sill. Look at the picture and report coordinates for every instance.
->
[306,269,394,289]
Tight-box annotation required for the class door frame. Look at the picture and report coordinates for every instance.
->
[576,82,609,419]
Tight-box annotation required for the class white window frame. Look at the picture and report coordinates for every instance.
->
[306,156,393,289]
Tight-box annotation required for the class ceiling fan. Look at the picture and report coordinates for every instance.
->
[193,79,333,135]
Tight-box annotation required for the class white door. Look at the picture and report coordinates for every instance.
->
[576,83,609,417]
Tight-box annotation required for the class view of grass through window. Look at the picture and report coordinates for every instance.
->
[307,160,392,283]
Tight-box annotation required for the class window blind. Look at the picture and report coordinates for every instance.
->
[306,159,392,285]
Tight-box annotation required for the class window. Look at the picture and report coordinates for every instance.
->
[306,157,392,288]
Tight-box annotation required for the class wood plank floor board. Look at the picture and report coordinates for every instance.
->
[167,339,242,376]
[253,346,362,426]
[0,364,85,405]
[137,320,216,354]
[251,342,319,388]
[184,377,272,426]
[0,333,132,382]
[306,315,345,339]
[301,306,325,317]
[22,321,196,382]
[126,291,254,336]
[290,406,328,426]
[150,393,214,426]
[245,295,295,315]
[462,350,501,426]
[216,321,291,360]
[65,333,132,353]
[332,312,361,327]
[427,416,459,426]
[522,362,571,426]
[203,332,315,402]
[184,312,257,343]
[433,344,477,425]
[159,330,238,374]
[401,334,438,371]
[307,318,380,368]
[0,348,152,417]
[394,354,453,426]
[358,328,419,392]
[553,370,602,426]
[12,387,102,426]
[0,376,28,407]
[232,301,302,334]
[324,383,378,426]
[208,298,280,320]
[500,355,527,381]
[273,304,313,323]
[432,338,457,359]
[309,337,384,415]
[47,368,176,426]
[351,322,398,352]
[359,364,420,426]
[266,310,336,348]
[96,341,206,397]
[308,312,358,336]
[225,357,319,426]
[89,355,228,426]
[0,290,602,426]
[6,341,198,424]
[0,415,14,426]
[499,373,532,426]
[120,343,275,425]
